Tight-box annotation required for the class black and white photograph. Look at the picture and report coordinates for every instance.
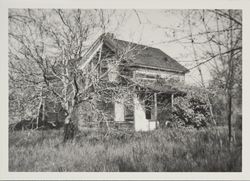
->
[1,0,249,179]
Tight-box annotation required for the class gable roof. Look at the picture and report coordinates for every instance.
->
[79,33,189,74]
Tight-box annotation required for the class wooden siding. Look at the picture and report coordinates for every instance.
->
[134,68,185,83]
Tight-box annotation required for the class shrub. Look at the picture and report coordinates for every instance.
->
[172,89,211,128]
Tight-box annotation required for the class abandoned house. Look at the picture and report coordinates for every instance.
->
[74,33,190,131]
[31,33,189,131]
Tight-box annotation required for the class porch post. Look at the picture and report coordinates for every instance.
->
[171,94,174,108]
[134,94,148,131]
[42,97,45,122]
[154,92,157,128]
[171,94,174,122]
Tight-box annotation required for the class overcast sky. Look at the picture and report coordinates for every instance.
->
[96,9,214,86]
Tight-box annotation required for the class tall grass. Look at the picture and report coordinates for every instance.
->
[9,127,241,172]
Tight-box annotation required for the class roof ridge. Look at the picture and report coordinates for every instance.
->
[113,38,160,50]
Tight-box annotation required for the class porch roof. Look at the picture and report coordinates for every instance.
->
[136,82,186,96]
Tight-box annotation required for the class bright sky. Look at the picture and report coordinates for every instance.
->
[103,10,213,86]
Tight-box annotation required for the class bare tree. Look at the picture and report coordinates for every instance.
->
[9,9,148,141]
[8,9,130,141]
[158,9,242,143]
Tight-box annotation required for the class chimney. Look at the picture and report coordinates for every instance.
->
[104,32,115,39]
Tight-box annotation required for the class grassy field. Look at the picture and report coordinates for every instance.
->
[9,127,242,172]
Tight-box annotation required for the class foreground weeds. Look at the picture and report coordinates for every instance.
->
[9,127,241,172]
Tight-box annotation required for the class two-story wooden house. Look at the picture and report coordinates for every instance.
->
[78,33,189,131]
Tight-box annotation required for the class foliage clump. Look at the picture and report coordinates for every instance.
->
[171,88,212,129]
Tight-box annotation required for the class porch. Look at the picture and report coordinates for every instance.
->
[114,84,185,131]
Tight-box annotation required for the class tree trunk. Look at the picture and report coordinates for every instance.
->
[227,90,232,146]
[63,115,76,142]
[227,9,234,148]
[205,94,216,126]
[63,105,77,142]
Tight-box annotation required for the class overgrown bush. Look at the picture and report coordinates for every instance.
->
[172,89,211,128]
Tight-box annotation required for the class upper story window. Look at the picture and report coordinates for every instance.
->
[136,72,157,79]
[107,63,118,82]
[134,70,184,84]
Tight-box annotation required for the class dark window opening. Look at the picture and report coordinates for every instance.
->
[146,108,151,119]
[145,74,157,79]
[124,104,134,122]
[145,99,152,119]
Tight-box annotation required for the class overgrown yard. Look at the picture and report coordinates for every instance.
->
[9,127,242,172]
